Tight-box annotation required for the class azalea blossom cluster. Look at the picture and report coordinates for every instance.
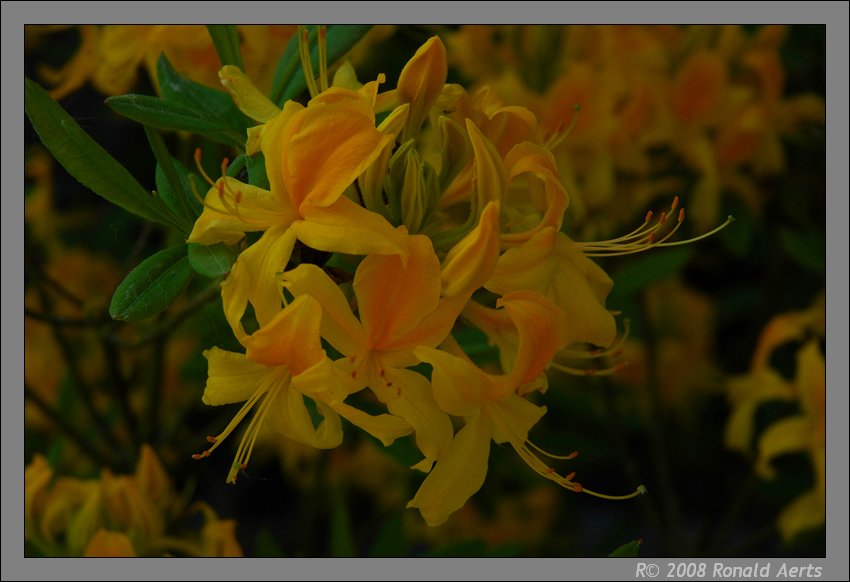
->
[25,445,242,557]
[446,25,825,234]
[176,30,736,526]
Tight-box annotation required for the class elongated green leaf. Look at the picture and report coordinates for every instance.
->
[24,77,176,229]
[207,25,244,70]
[156,54,249,130]
[106,94,244,148]
[188,242,239,278]
[110,245,194,321]
[278,25,373,105]
[608,539,642,557]
[146,126,194,233]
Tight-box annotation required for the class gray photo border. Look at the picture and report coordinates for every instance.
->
[3,1,847,580]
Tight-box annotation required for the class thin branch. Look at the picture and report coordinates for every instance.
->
[25,383,119,471]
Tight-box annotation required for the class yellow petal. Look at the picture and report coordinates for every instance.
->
[261,100,305,206]
[487,227,558,297]
[296,196,408,258]
[488,395,547,446]
[396,36,447,137]
[83,530,137,557]
[326,399,412,446]
[220,226,297,337]
[355,234,440,346]
[441,201,501,298]
[187,178,294,246]
[415,346,489,416]
[755,416,810,479]
[372,368,454,471]
[407,413,491,527]
[777,487,825,543]
[282,264,368,357]
[202,347,273,406]
[552,235,617,347]
[467,119,508,207]
[268,389,343,449]
[134,445,171,512]
[795,340,825,427]
[218,64,281,123]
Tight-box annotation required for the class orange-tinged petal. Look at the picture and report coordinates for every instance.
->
[441,201,501,298]
[355,234,440,347]
[245,295,325,373]
[296,196,409,258]
[282,264,368,357]
[134,445,171,512]
[281,98,394,210]
[202,347,274,406]
[407,412,491,527]
[371,367,454,471]
[501,142,568,244]
[83,530,137,557]
[187,178,294,246]
[220,226,297,337]
[262,100,305,207]
[669,50,727,124]
[219,64,281,123]
[496,291,566,391]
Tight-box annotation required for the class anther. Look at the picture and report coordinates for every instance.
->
[206,436,218,443]
[678,208,685,222]
[644,210,653,223]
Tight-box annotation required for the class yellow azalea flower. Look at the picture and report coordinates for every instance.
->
[486,227,617,347]
[195,294,411,484]
[724,294,825,543]
[37,25,295,97]
[281,214,501,472]
[188,85,407,338]
[409,291,572,526]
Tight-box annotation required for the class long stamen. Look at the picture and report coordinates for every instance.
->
[228,375,286,483]
[298,25,320,99]
[318,25,329,93]
[578,197,735,257]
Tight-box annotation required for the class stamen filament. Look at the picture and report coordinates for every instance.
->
[581,484,647,500]
[318,25,329,93]
[545,103,582,150]
[298,25,320,99]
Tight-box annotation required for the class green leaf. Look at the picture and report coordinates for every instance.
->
[779,227,825,274]
[106,94,244,148]
[156,54,249,130]
[206,25,244,70]
[188,242,240,278]
[330,486,357,557]
[608,539,643,557]
[110,245,194,321]
[608,247,694,304]
[277,25,373,105]
[24,77,177,229]
[147,127,195,233]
